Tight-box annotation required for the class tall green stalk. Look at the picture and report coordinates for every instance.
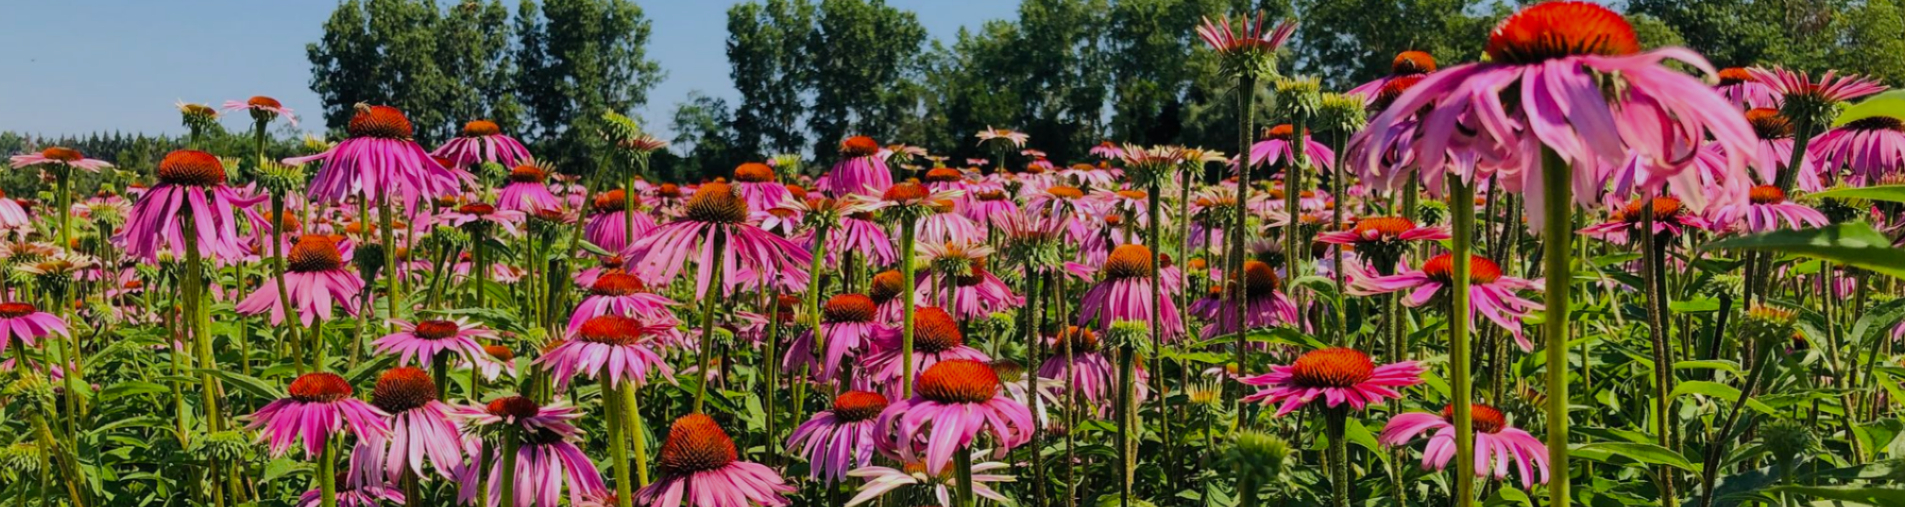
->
[319,440,337,507]
[1448,179,1476,507]
[1282,114,1307,332]
[1540,149,1574,507]
[182,211,222,434]
[498,430,520,507]
[898,220,919,399]
[1324,407,1350,507]
[1022,268,1047,507]
[1230,73,1258,408]
[604,384,634,507]
[693,231,729,413]
[1638,199,1678,507]
[623,384,650,487]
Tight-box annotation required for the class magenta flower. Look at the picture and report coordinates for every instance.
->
[284,105,460,208]
[1190,260,1300,338]
[1075,244,1185,339]
[637,413,794,507]
[223,96,299,126]
[497,162,564,213]
[1578,196,1714,244]
[1381,404,1551,488]
[0,302,66,355]
[1247,124,1336,175]
[844,455,1014,507]
[1035,326,1148,414]
[1710,185,1828,234]
[1749,66,1887,108]
[1089,141,1126,159]
[962,187,1021,229]
[1355,253,1543,350]
[825,136,895,198]
[120,150,263,262]
[565,271,680,336]
[1738,109,1824,192]
[372,317,495,367]
[247,372,392,457]
[537,314,674,391]
[914,209,984,247]
[362,367,463,480]
[974,127,1030,149]
[732,162,795,213]
[860,307,991,398]
[875,359,1034,475]
[1364,2,1757,229]
[787,391,889,483]
[235,234,364,326]
[784,294,889,384]
[1241,347,1424,416]
[1714,68,1779,110]
[431,119,533,168]
[438,201,527,237]
[623,182,812,298]
[9,146,112,172]
[1348,51,1437,105]
[456,397,605,507]
[1196,12,1296,56]
[823,211,898,268]
[1808,114,1905,185]
[295,477,403,507]
[583,191,656,253]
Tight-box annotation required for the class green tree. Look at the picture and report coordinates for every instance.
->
[728,0,816,158]
[436,0,520,134]
[668,92,742,181]
[521,0,666,172]
[1289,0,1488,90]
[307,0,384,132]
[804,0,927,157]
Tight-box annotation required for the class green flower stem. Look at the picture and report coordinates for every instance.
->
[693,231,729,413]
[270,191,306,375]
[762,294,781,465]
[498,429,520,507]
[899,219,919,399]
[623,383,650,487]
[1540,148,1573,507]
[1448,178,1476,507]
[182,209,222,433]
[1324,407,1350,507]
[1118,344,1138,506]
[1146,180,1173,482]
[1022,267,1047,507]
[1638,196,1678,507]
[955,448,977,507]
[1284,113,1308,333]
[605,383,634,507]
[1230,73,1258,411]
[319,439,337,507]
[380,196,400,324]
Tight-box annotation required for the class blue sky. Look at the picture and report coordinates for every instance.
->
[0,0,1020,138]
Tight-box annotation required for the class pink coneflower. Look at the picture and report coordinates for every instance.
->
[1710,185,1828,234]
[584,190,657,252]
[1248,124,1336,175]
[1348,51,1437,105]
[1191,260,1300,338]
[1089,141,1126,159]
[1750,66,1887,111]
[962,188,1020,229]
[1076,244,1185,339]
[1579,196,1713,244]
[9,146,112,172]
[1364,2,1757,228]
[295,475,404,507]
[637,413,794,507]
[826,136,895,197]
[1809,114,1905,185]
[1738,109,1823,192]
[497,162,563,212]
[121,150,261,261]
[372,317,494,367]
[1715,68,1779,110]
[438,201,527,237]
[1316,216,1449,268]
[0,190,32,233]
[868,270,920,324]
[1241,347,1423,416]
[1381,404,1551,488]
[623,182,812,298]
[1353,254,1543,349]
[923,249,1020,320]
[432,119,533,168]
[457,396,606,507]
[565,271,680,334]
[223,96,299,126]
[0,302,67,355]
[235,234,365,326]
[732,162,795,212]
[974,127,1029,149]
[914,207,984,248]
[363,367,463,480]
[844,456,1014,507]
[1035,326,1147,413]
[538,314,674,390]
[474,344,519,381]
[788,391,889,482]
[861,307,991,397]
[784,294,889,383]
[1196,12,1297,58]
[284,105,460,208]
[823,211,898,268]
[875,359,1034,474]
[248,372,392,457]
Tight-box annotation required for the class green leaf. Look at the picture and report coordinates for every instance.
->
[1674,360,1743,376]
[1804,185,1905,204]
[1764,485,1905,505]
[1572,442,1699,472]
[196,368,285,400]
[1670,381,1774,414]
[1700,223,1905,279]
[98,381,170,402]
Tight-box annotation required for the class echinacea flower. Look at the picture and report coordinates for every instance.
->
[1247,124,1336,174]
[1191,260,1300,338]
[788,391,889,483]
[565,271,680,335]
[731,162,795,213]
[362,367,463,480]
[432,119,533,169]
[236,234,365,326]
[248,372,392,457]
[584,190,657,252]
[0,302,67,355]
[294,475,404,507]
[1578,196,1713,244]
[438,201,527,237]
[875,359,1034,475]
[1351,253,1543,350]
[844,454,1015,507]
[1348,51,1437,105]
[1240,347,1423,416]
[623,182,813,298]
[784,294,889,384]
[826,136,895,197]
[637,413,794,507]
[1196,12,1297,72]
[1749,66,1887,125]
[1808,114,1905,185]
[1075,244,1185,339]
[1316,216,1449,269]
[372,317,495,367]
[860,307,991,397]
[456,396,606,507]
[284,104,460,208]
[538,314,675,390]
[1363,1,1757,229]
[121,150,263,262]
[1714,68,1779,110]
[1035,326,1148,413]
[974,127,1029,149]
[1380,403,1550,488]
[1710,185,1828,234]
[1738,109,1823,192]
[223,96,299,126]
[10,146,112,172]
[497,162,564,213]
